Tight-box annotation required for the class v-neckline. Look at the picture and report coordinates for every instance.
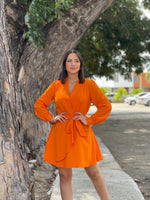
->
[64,77,79,97]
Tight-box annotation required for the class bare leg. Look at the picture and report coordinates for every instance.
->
[85,165,109,200]
[58,167,73,200]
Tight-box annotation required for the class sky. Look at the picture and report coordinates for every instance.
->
[138,0,150,18]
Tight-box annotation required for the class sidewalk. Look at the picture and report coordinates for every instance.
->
[50,136,145,200]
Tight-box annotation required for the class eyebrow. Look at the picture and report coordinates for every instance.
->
[67,58,79,61]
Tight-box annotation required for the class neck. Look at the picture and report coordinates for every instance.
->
[68,74,78,82]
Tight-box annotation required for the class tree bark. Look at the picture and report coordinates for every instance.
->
[0,0,113,199]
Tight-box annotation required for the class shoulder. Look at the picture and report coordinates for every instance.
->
[50,80,61,86]
[46,80,61,91]
[84,79,98,87]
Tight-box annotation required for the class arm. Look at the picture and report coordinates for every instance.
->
[34,80,57,122]
[86,80,112,125]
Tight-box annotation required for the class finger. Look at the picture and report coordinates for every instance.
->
[55,116,64,121]
[72,115,79,119]
[60,112,67,115]
[75,112,82,116]
[57,118,66,123]
[59,113,68,119]
[74,114,85,119]
[60,119,66,123]
[58,116,66,122]
[58,116,67,121]
[61,115,68,119]
[72,116,81,120]
[57,118,63,123]
[60,117,66,122]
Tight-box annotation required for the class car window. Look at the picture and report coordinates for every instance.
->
[139,93,146,96]
[135,93,146,98]
[140,94,149,98]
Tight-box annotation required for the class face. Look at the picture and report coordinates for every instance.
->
[65,53,80,75]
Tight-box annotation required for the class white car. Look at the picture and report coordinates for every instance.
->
[137,93,150,106]
[124,92,147,105]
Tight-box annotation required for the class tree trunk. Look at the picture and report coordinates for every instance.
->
[0,0,113,199]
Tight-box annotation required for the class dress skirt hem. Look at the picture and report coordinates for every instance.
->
[43,131,103,168]
[43,158,103,169]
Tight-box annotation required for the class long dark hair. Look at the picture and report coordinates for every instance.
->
[60,49,85,84]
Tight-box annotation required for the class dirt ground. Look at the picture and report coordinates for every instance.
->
[92,103,150,200]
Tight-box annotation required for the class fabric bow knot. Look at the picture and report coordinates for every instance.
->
[67,118,89,143]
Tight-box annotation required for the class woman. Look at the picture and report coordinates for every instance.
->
[34,49,112,200]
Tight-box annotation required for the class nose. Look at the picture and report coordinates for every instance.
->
[71,61,76,65]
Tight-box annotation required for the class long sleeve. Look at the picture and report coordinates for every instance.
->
[86,80,112,125]
[34,80,57,122]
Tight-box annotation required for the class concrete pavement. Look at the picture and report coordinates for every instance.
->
[50,136,145,200]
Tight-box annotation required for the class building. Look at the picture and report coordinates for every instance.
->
[134,73,150,92]
[94,72,150,93]
[94,73,134,93]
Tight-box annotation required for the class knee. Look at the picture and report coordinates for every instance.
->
[59,168,72,183]
[85,167,103,181]
[87,170,100,180]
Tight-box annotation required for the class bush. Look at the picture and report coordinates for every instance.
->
[114,88,127,101]
[100,88,110,96]
[130,88,143,96]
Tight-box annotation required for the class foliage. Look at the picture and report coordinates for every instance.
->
[129,88,143,96]
[77,0,150,78]
[100,87,110,95]
[20,0,73,48]
[145,69,150,82]
[114,88,127,101]
[143,0,150,9]
[19,0,32,9]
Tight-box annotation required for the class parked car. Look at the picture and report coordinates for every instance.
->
[124,92,147,105]
[137,93,150,106]
[106,93,117,103]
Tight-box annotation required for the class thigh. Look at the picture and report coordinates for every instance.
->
[58,167,73,178]
[84,165,101,178]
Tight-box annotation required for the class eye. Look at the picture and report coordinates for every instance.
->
[66,59,80,63]
[67,59,72,62]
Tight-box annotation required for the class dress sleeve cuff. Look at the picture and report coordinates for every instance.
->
[46,114,53,122]
[86,116,92,126]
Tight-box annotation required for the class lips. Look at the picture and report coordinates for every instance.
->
[70,67,76,70]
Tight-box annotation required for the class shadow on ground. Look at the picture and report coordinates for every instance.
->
[93,103,150,200]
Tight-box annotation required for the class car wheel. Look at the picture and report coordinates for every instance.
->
[130,100,136,105]
[147,101,150,106]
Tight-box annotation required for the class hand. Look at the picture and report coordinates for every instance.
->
[72,112,88,125]
[50,112,67,124]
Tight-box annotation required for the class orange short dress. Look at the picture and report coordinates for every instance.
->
[34,78,112,168]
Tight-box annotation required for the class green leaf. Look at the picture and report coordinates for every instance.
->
[21,0,73,48]
[77,0,150,78]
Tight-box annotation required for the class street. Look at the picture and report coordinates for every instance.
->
[92,103,150,200]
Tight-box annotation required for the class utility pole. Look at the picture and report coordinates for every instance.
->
[139,74,142,89]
